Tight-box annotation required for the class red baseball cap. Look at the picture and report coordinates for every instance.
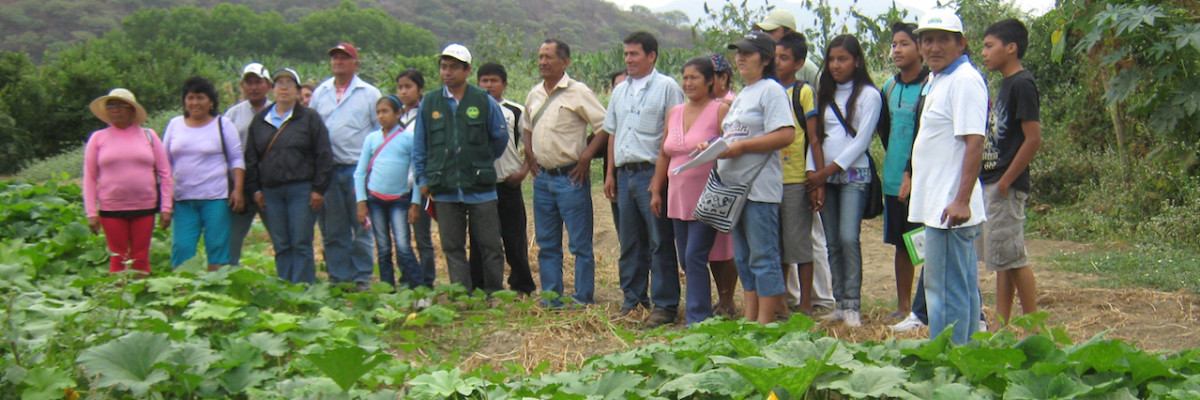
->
[328,43,359,59]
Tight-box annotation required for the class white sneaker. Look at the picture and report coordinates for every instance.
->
[843,310,862,327]
[890,313,925,332]
[979,319,988,333]
[415,298,432,309]
[819,309,844,321]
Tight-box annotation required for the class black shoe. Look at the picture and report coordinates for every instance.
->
[645,309,676,328]
[355,281,371,292]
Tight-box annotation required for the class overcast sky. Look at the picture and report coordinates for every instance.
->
[606,0,1056,16]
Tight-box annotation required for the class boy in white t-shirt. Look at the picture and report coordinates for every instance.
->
[904,9,988,345]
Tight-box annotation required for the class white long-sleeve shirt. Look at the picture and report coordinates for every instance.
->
[807,81,882,181]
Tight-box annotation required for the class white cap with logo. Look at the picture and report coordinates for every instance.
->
[438,44,472,65]
[242,62,270,80]
[915,8,965,34]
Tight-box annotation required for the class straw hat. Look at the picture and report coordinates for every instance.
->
[89,88,148,126]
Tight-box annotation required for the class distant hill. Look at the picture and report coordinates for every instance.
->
[0,0,694,62]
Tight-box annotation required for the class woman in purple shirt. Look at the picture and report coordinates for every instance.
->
[163,76,245,270]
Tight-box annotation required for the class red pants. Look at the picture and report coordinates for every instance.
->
[100,215,155,274]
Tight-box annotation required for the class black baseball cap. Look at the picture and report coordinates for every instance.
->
[728,32,776,56]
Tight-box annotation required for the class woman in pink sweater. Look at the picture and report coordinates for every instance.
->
[83,88,173,276]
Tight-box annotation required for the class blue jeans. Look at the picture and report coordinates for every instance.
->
[912,268,985,326]
[673,219,717,326]
[413,196,436,287]
[733,201,784,297]
[171,199,232,267]
[616,167,679,312]
[532,173,595,305]
[924,224,982,344]
[319,165,375,283]
[367,195,423,289]
[262,182,318,284]
[820,182,868,311]
[229,201,268,266]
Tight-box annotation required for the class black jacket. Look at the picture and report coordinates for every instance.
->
[244,105,334,194]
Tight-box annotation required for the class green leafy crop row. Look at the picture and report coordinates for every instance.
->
[2,179,1199,399]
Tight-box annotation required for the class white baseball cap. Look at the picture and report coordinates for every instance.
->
[438,43,472,65]
[242,62,270,80]
[272,68,301,85]
[915,8,964,34]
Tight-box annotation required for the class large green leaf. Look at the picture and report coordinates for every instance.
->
[658,369,747,398]
[307,345,390,392]
[822,365,909,398]
[247,332,289,357]
[19,367,75,400]
[219,363,274,394]
[561,370,644,400]
[1067,340,1127,374]
[1004,370,1093,400]
[182,300,245,322]
[949,345,1027,383]
[76,331,176,396]
[407,368,485,399]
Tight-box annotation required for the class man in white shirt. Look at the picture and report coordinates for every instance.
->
[309,43,382,292]
[904,9,988,344]
[224,62,273,266]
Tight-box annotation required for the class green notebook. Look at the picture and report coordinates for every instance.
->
[902,227,926,265]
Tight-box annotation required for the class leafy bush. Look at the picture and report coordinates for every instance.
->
[15,146,84,183]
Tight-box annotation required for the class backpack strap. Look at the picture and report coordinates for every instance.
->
[791,81,810,154]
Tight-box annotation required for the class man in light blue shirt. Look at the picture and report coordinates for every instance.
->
[602,32,684,327]
[412,44,510,294]
[309,42,382,292]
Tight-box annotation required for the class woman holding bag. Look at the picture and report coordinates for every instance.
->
[163,76,244,270]
[83,88,173,277]
[699,32,795,324]
[806,35,885,328]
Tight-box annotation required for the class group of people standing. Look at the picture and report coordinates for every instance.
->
[81,7,1041,344]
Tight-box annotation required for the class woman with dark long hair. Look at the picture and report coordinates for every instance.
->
[807,34,885,328]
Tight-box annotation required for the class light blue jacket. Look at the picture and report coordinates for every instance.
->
[353,126,420,202]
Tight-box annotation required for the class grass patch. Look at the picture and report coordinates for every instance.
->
[16,145,84,182]
[1047,243,1200,295]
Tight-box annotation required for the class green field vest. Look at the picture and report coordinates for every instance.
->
[420,84,496,195]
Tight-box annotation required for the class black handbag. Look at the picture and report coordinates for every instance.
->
[829,102,884,220]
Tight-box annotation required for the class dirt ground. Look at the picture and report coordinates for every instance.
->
[304,189,1200,372]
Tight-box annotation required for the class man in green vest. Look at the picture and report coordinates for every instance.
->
[412,43,510,294]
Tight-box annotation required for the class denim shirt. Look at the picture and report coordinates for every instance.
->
[603,69,684,166]
[310,75,382,165]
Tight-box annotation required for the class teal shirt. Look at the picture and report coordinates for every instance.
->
[881,73,927,196]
